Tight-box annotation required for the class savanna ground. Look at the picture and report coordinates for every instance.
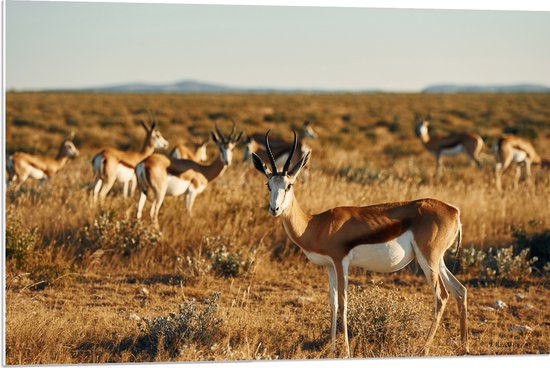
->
[4,92,550,364]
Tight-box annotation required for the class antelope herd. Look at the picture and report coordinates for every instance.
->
[5,112,549,358]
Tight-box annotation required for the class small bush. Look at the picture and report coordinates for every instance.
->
[460,246,537,284]
[79,211,161,256]
[347,285,424,354]
[27,260,73,290]
[210,246,253,278]
[512,227,550,272]
[6,220,38,267]
[137,292,223,358]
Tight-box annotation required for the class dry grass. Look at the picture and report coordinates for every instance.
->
[4,92,550,364]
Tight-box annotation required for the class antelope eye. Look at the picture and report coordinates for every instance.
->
[266,183,271,191]
[286,183,292,191]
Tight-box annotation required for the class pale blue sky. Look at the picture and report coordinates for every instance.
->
[6,1,550,91]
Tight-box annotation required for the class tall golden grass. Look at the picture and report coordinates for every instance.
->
[5,92,550,364]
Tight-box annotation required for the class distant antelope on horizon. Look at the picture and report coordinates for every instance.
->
[91,116,169,205]
[493,135,549,191]
[7,132,79,189]
[415,115,484,177]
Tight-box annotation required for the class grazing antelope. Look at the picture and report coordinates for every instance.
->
[251,130,468,358]
[415,118,484,177]
[91,118,169,205]
[493,135,548,190]
[169,137,209,162]
[135,123,242,225]
[7,133,80,189]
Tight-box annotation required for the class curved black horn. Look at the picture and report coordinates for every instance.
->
[283,130,297,174]
[215,121,225,143]
[265,130,278,173]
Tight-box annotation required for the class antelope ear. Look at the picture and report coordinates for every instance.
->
[68,131,75,141]
[251,152,271,177]
[288,151,310,178]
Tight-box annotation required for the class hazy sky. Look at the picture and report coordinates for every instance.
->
[6,1,550,91]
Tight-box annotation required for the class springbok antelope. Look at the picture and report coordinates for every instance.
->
[91,118,169,205]
[135,123,242,225]
[494,135,548,190]
[415,118,484,177]
[7,133,80,189]
[244,121,317,165]
[169,137,209,162]
[251,130,468,358]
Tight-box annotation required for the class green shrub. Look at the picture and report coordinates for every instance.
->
[5,220,38,267]
[137,292,223,358]
[210,246,253,278]
[460,246,537,284]
[79,211,161,256]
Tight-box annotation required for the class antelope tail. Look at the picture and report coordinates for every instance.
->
[135,162,149,194]
[91,154,104,179]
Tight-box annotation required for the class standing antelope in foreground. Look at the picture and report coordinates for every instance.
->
[415,118,484,177]
[135,123,242,226]
[244,120,317,165]
[7,133,80,189]
[91,118,169,205]
[251,130,468,358]
[493,135,549,191]
[169,137,209,162]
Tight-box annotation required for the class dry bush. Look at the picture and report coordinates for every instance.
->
[347,285,425,357]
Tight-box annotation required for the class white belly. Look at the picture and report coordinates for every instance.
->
[441,144,464,156]
[166,175,191,196]
[26,164,47,180]
[116,164,136,183]
[512,149,527,163]
[345,230,415,273]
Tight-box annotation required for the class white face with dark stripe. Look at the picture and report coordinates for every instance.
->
[152,130,169,150]
[267,174,294,217]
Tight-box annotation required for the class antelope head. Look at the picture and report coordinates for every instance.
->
[415,114,430,138]
[302,121,318,139]
[60,132,80,158]
[242,133,255,162]
[211,121,243,166]
[141,117,169,150]
[251,130,310,217]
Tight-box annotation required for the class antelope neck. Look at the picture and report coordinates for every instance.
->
[280,191,314,251]
[202,153,227,182]
[419,131,430,144]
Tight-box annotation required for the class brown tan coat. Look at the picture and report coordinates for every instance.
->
[251,130,468,358]
[7,135,79,188]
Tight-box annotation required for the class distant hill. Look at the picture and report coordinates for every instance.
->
[79,80,243,93]
[422,84,550,93]
[46,79,383,94]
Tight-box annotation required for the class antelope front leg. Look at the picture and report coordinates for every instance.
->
[327,264,338,354]
[336,260,350,358]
